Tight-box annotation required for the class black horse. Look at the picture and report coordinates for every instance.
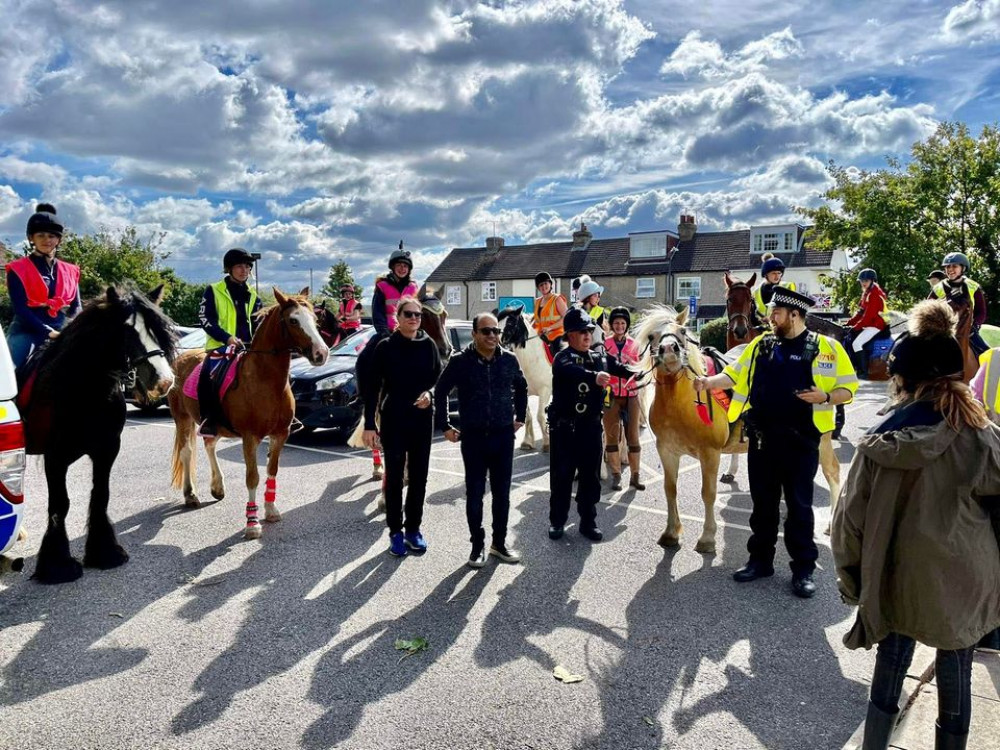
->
[22,286,177,584]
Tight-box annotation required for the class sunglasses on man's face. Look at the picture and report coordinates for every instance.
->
[400,310,423,320]
[477,327,501,337]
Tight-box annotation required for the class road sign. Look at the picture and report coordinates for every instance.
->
[689,295,697,315]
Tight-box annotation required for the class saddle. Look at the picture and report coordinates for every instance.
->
[182,349,245,403]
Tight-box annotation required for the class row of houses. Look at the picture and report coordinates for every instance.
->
[426,215,851,329]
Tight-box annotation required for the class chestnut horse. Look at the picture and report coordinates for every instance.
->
[723,271,759,350]
[168,289,329,539]
[637,305,842,553]
[946,288,979,381]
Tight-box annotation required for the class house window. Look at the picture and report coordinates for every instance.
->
[481,281,497,302]
[751,228,797,254]
[636,277,656,298]
[676,277,701,300]
[784,232,795,252]
[446,286,461,306]
[630,235,666,259]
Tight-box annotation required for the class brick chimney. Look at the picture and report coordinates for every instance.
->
[678,213,697,242]
[485,236,504,252]
[571,222,593,250]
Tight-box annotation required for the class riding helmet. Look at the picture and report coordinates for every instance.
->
[223,247,255,272]
[340,283,355,293]
[857,268,878,282]
[760,253,785,277]
[388,240,412,271]
[534,271,554,288]
[26,203,63,238]
[577,277,604,301]
[608,306,631,328]
[927,270,947,282]
[942,251,970,271]
[563,307,596,333]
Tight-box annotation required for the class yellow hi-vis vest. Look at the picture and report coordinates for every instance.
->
[933,278,980,308]
[978,347,1000,417]
[205,280,258,351]
[588,304,607,322]
[754,281,797,318]
[721,332,859,434]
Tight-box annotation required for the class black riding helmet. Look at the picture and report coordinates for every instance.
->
[223,247,255,273]
[608,306,631,328]
[535,271,554,288]
[26,203,63,238]
[388,240,412,272]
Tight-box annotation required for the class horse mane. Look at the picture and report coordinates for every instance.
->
[634,304,705,376]
[500,311,530,350]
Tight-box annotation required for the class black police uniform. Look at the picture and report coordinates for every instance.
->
[744,329,821,578]
[548,340,630,535]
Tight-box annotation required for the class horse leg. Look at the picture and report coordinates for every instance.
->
[371,448,383,481]
[695,450,720,554]
[657,449,683,549]
[33,456,83,584]
[721,453,739,483]
[819,434,841,535]
[84,444,129,569]
[174,413,200,507]
[520,408,535,451]
[540,396,551,453]
[263,434,287,523]
[204,436,226,501]
[242,436,263,540]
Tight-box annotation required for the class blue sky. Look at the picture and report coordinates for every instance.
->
[1,0,998,294]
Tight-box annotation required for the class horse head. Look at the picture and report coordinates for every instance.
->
[271,287,330,366]
[419,285,452,360]
[498,302,529,349]
[724,271,757,344]
[114,284,177,397]
[636,305,703,377]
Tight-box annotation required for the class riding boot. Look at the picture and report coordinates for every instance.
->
[605,445,621,490]
[859,350,870,380]
[832,404,846,441]
[934,722,968,750]
[861,701,898,750]
[628,446,645,490]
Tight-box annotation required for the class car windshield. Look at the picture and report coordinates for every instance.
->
[178,329,207,349]
[329,327,376,356]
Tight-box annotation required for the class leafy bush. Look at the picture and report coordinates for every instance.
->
[699,316,728,351]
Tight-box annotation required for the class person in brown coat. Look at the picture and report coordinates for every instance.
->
[832,299,1000,750]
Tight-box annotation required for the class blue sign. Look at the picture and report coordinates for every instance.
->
[499,296,534,314]
[688,295,697,316]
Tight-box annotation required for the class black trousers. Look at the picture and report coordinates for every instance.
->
[746,429,819,576]
[197,351,224,424]
[460,426,515,548]
[549,419,603,530]
[381,411,432,535]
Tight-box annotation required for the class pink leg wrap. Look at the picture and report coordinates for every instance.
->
[264,477,276,503]
[372,448,382,467]
[246,502,259,523]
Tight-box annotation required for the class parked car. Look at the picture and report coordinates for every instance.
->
[0,328,27,574]
[127,327,205,413]
[289,319,473,437]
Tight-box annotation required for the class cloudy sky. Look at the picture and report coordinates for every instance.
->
[1,0,998,293]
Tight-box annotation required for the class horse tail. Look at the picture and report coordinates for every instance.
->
[170,421,195,489]
[347,417,366,449]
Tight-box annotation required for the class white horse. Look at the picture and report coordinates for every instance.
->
[497,307,552,452]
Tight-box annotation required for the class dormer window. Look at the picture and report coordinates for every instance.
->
[629,230,674,260]
[750,225,799,254]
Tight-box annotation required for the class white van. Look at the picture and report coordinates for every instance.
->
[0,328,27,573]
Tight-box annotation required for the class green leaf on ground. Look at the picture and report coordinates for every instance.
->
[552,665,584,683]
[395,637,429,661]
[642,716,655,727]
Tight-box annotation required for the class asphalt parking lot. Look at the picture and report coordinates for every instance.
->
[0,382,891,750]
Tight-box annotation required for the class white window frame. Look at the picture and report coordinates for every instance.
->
[635,277,656,299]
[629,233,667,259]
[676,276,702,300]
[446,285,461,306]
[750,227,798,254]
[481,281,497,302]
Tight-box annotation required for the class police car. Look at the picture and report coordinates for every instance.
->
[0,329,26,573]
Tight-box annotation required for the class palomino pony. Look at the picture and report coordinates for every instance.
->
[497,305,552,452]
[637,305,842,553]
[723,271,759,350]
[23,286,176,584]
[168,288,329,540]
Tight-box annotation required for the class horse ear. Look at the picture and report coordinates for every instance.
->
[677,307,689,326]
[747,272,757,288]
[146,283,165,306]
[273,287,288,305]
[298,286,310,297]
[724,271,733,289]
[106,286,120,303]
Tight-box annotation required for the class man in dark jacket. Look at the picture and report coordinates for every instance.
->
[435,312,529,568]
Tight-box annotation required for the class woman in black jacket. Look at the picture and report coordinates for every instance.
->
[363,296,442,557]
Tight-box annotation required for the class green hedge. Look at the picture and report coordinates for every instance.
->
[699,316,728,351]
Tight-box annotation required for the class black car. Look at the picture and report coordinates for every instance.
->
[289,320,473,436]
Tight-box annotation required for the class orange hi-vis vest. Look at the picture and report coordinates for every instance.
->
[6,256,80,318]
[533,293,566,340]
[339,298,361,331]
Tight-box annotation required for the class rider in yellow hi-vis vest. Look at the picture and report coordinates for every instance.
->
[694,286,858,599]
[929,251,989,358]
[754,253,797,325]
[197,248,262,435]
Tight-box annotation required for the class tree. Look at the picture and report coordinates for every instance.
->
[319,260,361,302]
[799,122,1000,319]
[55,226,169,300]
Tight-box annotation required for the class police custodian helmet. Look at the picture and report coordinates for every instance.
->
[563,307,596,333]
[223,247,255,272]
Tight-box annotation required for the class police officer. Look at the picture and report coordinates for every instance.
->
[929,251,989,357]
[547,307,630,542]
[694,287,858,598]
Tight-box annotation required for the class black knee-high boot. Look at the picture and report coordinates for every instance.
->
[862,701,898,750]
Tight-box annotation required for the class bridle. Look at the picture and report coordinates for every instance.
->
[121,309,167,391]
[726,282,757,338]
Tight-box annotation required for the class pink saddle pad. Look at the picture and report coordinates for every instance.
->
[182,354,243,401]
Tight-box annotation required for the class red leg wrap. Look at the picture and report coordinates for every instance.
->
[264,477,276,503]
[246,502,259,522]
[372,448,382,467]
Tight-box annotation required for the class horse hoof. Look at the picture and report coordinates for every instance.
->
[210,486,225,501]
[184,495,202,509]
[371,469,383,481]
[377,495,386,513]
[657,533,681,549]
[32,556,84,585]
[84,544,130,570]
[244,523,263,540]
[694,540,716,554]
[720,473,735,483]
[519,443,533,452]
[264,503,281,523]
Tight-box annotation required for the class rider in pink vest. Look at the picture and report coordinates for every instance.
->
[373,242,419,335]
[602,307,644,492]
[5,203,81,369]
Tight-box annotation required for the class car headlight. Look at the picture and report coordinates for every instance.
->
[315,372,354,392]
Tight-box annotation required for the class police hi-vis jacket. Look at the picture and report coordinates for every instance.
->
[722,332,859,434]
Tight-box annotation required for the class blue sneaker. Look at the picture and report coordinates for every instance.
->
[388,532,407,557]
[404,531,427,554]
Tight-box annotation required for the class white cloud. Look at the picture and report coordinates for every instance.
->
[660,27,803,80]
[942,0,1000,41]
